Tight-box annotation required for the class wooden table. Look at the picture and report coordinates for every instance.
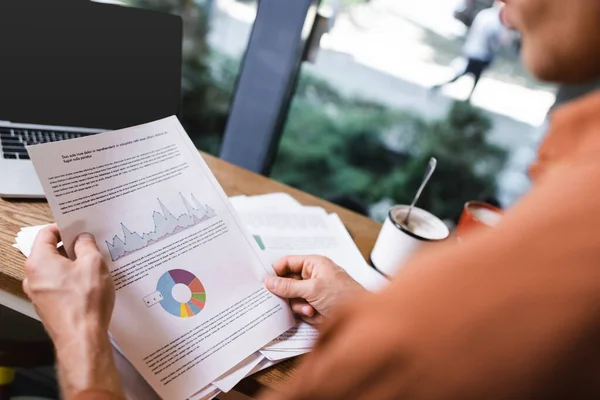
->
[0,153,382,395]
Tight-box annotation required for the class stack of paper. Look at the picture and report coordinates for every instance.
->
[230,193,388,361]
[14,192,387,397]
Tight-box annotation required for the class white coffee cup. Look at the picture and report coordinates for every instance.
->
[370,205,449,277]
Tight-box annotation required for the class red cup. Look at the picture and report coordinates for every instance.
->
[456,201,503,241]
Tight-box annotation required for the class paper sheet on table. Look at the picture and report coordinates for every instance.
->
[247,357,280,376]
[261,348,309,361]
[235,207,388,353]
[230,193,302,211]
[236,207,388,292]
[26,116,295,400]
[188,385,221,400]
[261,319,317,352]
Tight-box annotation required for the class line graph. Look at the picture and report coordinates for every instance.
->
[105,193,217,261]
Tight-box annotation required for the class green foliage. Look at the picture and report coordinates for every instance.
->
[272,95,506,222]
[401,102,506,220]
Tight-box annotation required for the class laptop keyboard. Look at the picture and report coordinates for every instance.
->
[0,127,92,160]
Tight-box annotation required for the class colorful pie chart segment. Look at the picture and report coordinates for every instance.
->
[156,269,206,318]
[190,297,205,310]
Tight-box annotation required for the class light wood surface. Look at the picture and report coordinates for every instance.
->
[0,153,382,392]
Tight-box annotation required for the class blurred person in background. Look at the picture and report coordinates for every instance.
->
[22,0,600,398]
[431,1,509,100]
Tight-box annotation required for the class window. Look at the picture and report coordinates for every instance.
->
[270,0,556,224]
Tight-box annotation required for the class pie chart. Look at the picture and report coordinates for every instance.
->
[156,269,206,318]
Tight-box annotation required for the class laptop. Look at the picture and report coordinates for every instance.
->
[0,0,182,198]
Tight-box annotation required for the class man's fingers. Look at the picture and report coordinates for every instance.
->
[290,298,316,317]
[30,224,61,259]
[22,278,31,299]
[73,233,100,260]
[289,297,323,324]
[265,275,315,300]
[273,255,326,279]
[272,256,307,276]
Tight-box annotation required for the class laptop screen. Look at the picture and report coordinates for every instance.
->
[0,0,182,130]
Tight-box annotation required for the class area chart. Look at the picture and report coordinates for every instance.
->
[105,193,216,261]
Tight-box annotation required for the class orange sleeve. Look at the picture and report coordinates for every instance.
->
[70,389,125,400]
[385,159,600,394]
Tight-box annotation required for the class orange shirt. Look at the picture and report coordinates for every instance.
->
[530,90,600,181]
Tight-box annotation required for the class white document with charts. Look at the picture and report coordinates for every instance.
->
[27,116,295,400]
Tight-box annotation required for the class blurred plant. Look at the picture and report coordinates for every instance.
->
[271,86,507,221]
[394,102,506,221]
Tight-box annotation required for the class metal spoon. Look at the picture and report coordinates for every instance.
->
[403,157,437,227]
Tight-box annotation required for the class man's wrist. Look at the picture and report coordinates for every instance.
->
[54,323,124,399]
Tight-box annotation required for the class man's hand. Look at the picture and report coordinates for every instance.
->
[265,256,366,324]
[24,225,114,345]
[24,224,124,398]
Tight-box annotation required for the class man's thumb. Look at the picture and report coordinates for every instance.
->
[265,276,313,299]
[74,232,99,259]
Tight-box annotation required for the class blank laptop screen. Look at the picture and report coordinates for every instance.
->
[0,0,182,130]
